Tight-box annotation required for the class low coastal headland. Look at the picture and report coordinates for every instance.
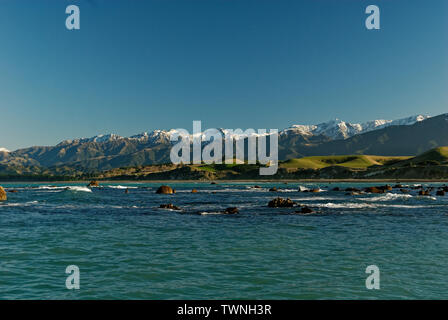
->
[1,147,448,182]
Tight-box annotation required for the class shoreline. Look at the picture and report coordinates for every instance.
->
[1,179,448,184]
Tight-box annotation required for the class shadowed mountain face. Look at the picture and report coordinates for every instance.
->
[1,114,447,172]
[285,113,448,158]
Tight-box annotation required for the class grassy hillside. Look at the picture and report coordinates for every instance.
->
[280,155,411,169]
[1,147,448,181]
[392,147,448,167]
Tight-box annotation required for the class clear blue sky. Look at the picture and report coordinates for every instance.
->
[0,0,447,150]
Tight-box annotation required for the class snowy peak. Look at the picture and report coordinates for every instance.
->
[283,115,429,140]
[0,147,10,153]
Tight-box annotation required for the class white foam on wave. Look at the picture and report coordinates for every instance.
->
[1,201,38,207]
[36,185,92,192]
[67,186,92,193]
[199,211,224,215]
[107,185,138,189]
[314,202,377,209]
[359,193,413,202]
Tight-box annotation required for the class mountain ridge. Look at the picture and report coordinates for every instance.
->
[1,113,446,173]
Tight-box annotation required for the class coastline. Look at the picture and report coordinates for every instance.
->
[1,178,448,184]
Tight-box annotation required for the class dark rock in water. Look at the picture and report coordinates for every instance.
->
[223,207,239,214]
[393,184,403,189]
[268,197,295,208]
[253,185,262,189]
[156,185,174,194]
[345,187,361,192]
[211,192,217,194]
[400,189,410,194]
[87,180,99,187]
[419,190,431,196]
[191,189,198,193]
[8,190,19,193]
[210,182,217,185]
[269,187,278,192]
[365,187,385,194]
[297,206,314,214]
[124,188,129,194]
[383,185,393,191]
[0,186,7,201]
[436,190,446,196]
[332,187,340,191]
[159,203,181,210]
[346,191,362,196]
[443,186,448,192]
[310,188,320,193]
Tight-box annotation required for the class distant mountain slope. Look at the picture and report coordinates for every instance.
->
[292,113,448,157]
[0,113,445,172]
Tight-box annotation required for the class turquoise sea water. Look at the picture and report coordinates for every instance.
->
[1,181,448,299]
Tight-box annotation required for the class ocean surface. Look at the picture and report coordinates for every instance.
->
[1,181,448,299]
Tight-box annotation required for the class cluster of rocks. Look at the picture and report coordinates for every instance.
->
[267,197,314,214]
[268,197,295,207]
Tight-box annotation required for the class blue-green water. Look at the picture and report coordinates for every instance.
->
[1,182,448,299]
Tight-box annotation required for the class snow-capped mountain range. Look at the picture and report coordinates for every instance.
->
[281,115,429,140]
[57,114,429,146]
[0,148,10,153]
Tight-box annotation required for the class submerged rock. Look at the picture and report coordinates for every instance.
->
[331,187,340,191]
[269,187,278,192]
[223,207,239,214]
[156,185,174,194]
[0,186,7,201]
[8,190,19,193]
[297,206,314,214]
[268,197,295,208]
[436,190,446,196]
[191,189,198,193]
[159,203,181,210]
[419,190,431,196]
[253,185,262,189]
[400,189,410,194]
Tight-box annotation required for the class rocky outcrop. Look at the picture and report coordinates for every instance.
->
[159,203,181,210]
[365,187,385,194]
[191,189,198,193]
[0,186,6,201]
[436,190,446,196]
[223,207,239,214]
[419,190,431,196]
[87,180,99,187]
[156,185,174,194]
[268,197,295,208]
[269,187,278,192]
